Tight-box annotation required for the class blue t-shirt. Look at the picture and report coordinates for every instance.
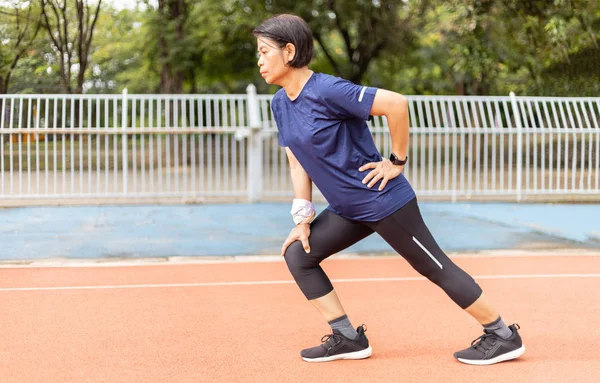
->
[271,72,415,222]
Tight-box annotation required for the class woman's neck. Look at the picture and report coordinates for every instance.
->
[280,68,314,101]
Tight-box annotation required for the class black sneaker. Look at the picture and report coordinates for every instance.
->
[454,324,526,365]
[300,325,372,362]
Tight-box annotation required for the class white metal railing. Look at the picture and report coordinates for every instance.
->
[259,93,600,201]
[0,92,249,201]
[0,87,598,205]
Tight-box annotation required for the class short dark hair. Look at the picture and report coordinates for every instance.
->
[253,14,314,68]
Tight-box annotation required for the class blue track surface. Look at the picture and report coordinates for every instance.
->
[0,202,598,260]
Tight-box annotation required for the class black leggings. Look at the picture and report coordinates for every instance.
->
[283,198,482,309]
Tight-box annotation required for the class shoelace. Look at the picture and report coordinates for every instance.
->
[470,331,498,352]
[471,323,520,352]
[319,325,368,351]
[320,333,342,350]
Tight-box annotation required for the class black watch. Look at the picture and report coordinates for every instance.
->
[389,153,408,166]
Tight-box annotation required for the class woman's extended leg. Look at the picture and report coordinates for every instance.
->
[367,198,525,365]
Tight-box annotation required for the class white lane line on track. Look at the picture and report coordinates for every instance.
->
[1,273,600,292]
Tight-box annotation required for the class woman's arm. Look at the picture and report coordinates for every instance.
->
[369,89,410,162]
[358,89,410,191]
[281,147,312,255]
[286,147,312,201]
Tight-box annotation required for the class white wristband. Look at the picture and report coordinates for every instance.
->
[290,198,316,225]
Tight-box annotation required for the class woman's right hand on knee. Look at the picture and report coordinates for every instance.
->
[281,223,311,256]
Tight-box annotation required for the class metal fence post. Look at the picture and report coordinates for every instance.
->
[122,88,128,195]
[510,91,523,201]
[246,84,263,202]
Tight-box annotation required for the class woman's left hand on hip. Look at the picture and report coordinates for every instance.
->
[359,159,403,191]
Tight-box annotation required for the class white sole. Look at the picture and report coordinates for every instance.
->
[457,345,526,366]
[302,346,373,363]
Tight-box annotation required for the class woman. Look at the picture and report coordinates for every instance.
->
[254,14,525,365]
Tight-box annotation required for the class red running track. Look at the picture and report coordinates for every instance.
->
[1,253,599,382]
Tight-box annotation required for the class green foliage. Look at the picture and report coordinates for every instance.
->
[0,0,43,93]
[89,6,158,93]
[1,0,599,95]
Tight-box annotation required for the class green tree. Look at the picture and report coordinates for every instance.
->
[375,0,600,96]
[39,0,102,93]
[89,5,155,93]
[0,0,42,93]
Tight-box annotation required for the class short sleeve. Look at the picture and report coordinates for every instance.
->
[320,77,378,121]
[270,96,287,147]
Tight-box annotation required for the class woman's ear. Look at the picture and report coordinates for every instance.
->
[285,43,296,65]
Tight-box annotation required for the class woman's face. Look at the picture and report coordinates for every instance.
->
[256,37,293,85]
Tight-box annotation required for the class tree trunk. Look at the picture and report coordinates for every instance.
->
[1,75,8,94]
[158,0,185,94]
[455,81,466,96]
